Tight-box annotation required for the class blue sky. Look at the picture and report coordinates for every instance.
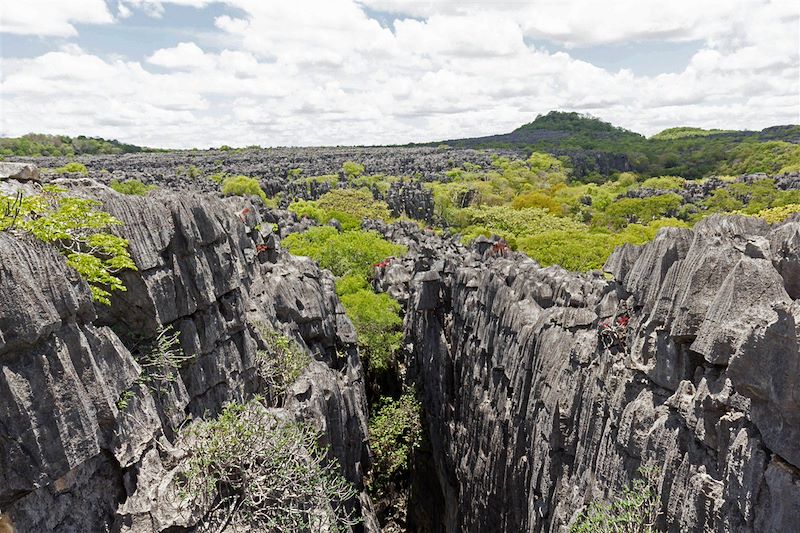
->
[1,0,798,148]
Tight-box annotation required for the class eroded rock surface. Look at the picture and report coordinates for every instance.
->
[372,216,800,533]
[0,183,375,532]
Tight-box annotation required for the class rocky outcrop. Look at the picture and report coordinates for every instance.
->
[386,181,435,224]
[374,216,800,532]
[0,183,375,531]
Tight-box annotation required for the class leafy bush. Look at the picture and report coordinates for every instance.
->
[518,219,687,272]
[253,323,311,406]
[756,204,800,224]
[221,175,271,205]
[181,399,359,531]
[511,191,563,213]
[342,160,365,179]
[283,227,405,280]
[368,392,423,495]
[594,194,682,229]
[454,206,584,238]
[570,467,661,533]
[720,141,800,175]
[639,176,685,190]
[1,186,137,304]
[110,179,157,196]
[289,189,392,229]
[53,161,88,175]
[340,290,403,372]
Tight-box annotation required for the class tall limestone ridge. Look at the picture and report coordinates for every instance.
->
[0,174,376,531]
[370,217,800,532]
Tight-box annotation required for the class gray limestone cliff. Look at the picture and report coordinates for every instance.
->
[0,178,376,532]
[371,217,800,532]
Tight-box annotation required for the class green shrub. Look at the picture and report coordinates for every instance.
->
[342,160,365,179]
[53,161,88,174]
[756,204,800,224]
[639,176,685,190]
[340,290,403,372]
[181,399,359,531]
[570,467,661,533]
[110,179,157,196]
[316,189,391,222]
[511,191,563,214]
[221,175,271,205]
[594,193,682,229]
[368,392,423,496]
[454,206,584,238]
[252,323,311,406]
[1,186,137,304]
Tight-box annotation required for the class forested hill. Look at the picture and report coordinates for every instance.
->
[0,133,152,157]
[423,111,800,180]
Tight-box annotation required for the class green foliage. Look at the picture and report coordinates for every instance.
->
[335,274,370,296]
[368,392,423,495]
[454,206,584,238]
[518,219,687,272]
[252,323,311,406]
[756,203,800,224]
[340,290,403,372]
[110,179,157,196]
[720,141,800,175]
[570,467,661,533]
[180,399,359,532]
[651,127,732,140]
[639,176,685,190]
[342,160,365,179]
[511,191,563,213]
[594,194,682,229]
[283,227,406,280]
[207,171,228,184]
[0,133,145,157]
[289,189,392,229]
[52,161,88,175]
[1,187,137,304]
[220,175,273,206]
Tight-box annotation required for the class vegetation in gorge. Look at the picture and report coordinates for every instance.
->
[180,399,359,532]
[283,226,406,374]
[367,392,423,497]
[0,186,136,304]
[570,467,661,533]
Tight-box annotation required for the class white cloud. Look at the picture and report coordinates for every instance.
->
[0,0,798,147]
[147,42,214,69]
[0,0,115,37]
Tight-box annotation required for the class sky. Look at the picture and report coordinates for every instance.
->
[1,0,799,148]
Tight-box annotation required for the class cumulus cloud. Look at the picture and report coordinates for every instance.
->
[0,0,115,37]
[0,0,798,147]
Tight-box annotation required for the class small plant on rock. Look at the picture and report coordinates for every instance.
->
[136,325,192,396]
[570,466,661,533]
[252,323,311,406]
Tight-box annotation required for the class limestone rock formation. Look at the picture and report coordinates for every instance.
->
[372,216,800,533]
[0,182,375,532]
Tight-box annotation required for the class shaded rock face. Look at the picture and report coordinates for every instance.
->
[374,216,800,533]
[0,185,374,531]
